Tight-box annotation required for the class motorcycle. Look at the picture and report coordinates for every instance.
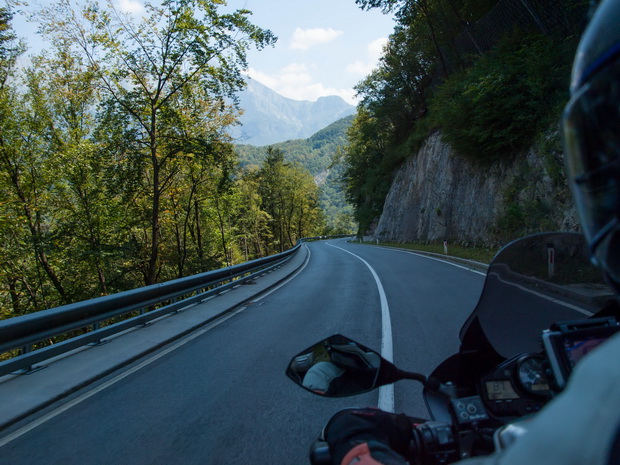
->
[286,232,620,464]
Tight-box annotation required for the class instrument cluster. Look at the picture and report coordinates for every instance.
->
[479,353,553,418]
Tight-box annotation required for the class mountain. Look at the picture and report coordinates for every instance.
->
[236,115,354,175]
[236,115,357,233]
[230,79,356,146]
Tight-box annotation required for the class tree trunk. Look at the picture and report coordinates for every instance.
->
[0,140,66,300]
[146,125,160,286]
[214,196,230,267]
[420,1,450,77]
[8,278,20,315]
[77,186,107,294]
[194,199,204,261]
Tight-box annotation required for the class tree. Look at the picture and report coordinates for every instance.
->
[257,147,325,252]
[257,148,325,252]
[342,107,393,233]
[344,0,502,232]
[38,0,276,285]
[355,23,434,145]
[0,11,81,312]
[0,71,69,307]
[0,6,24,88]
[235,169,272,259]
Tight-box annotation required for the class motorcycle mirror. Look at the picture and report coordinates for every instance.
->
[286,334,431,397]
[286,334,387,397]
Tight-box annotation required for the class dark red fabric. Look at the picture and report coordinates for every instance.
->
[341,443,384,465]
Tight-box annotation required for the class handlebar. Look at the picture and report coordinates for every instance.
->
[310,417,459,465]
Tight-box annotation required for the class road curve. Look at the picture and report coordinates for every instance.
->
[0,239,485,464]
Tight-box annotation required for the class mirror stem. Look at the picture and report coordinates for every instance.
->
[397,368,428,385]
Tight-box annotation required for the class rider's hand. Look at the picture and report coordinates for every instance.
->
[324,408,414,465]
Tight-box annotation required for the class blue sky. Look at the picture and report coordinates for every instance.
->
[230,0,396,104]
[12,0,396,104]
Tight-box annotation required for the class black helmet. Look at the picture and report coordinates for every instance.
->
[563,0,620,286]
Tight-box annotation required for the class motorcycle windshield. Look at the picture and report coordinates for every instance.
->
[461,232,616,358]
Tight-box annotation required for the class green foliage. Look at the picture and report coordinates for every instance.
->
[0,1,329,319]
[342,109,390,233]
[36,0,276,285]
[345,0,587,233]
[344,0,476,233]
[0,6,24,87]
[428,32,577,162]
[355,25,433,145]
[343,107,427,233]
[236,115,355,233]
[493,162,559,242]
[253,148,326,252]
[236,115,353,174]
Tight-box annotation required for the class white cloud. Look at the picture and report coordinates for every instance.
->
[368,37,389,60]
[245,68,280,90]
[281,63,310,74]
[290,28,344,51]
[246,66,357,105]
[117,0,145,14]
[346,37,388,76]
[346,60,371,75]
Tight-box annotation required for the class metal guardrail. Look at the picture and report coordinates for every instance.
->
[0,242,304,377]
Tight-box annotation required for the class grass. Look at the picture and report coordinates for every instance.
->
[359,240,499,264]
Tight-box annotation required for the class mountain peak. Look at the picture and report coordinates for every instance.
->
[316,95,347,103]
[230,79,356,146]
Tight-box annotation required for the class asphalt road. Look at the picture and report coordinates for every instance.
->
[0,239,486,464]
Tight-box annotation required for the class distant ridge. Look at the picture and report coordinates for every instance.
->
[230,79,356,146]
[235,115,355,232]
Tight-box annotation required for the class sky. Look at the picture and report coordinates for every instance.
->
[228,0,396,104]
[11,0,396,105]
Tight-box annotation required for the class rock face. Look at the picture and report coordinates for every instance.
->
[374,132,579,246]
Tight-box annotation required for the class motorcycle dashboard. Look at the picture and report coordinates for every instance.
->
[480,353,552,419]
[485,380,519,400]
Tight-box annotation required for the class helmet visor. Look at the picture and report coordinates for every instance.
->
[563,60,620,265]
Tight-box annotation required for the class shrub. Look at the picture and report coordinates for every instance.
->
[428,32,576,162]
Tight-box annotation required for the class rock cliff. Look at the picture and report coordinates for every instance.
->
[374,132,579,246]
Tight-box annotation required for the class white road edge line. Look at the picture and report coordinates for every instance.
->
[0,244,313,448]
[381,244,593,316]
[0,310,237,448]
[386,248,487,276]
[326,242,395,413]
[488,272,594,316]
[387,246,591,315]
[252,244,311,302]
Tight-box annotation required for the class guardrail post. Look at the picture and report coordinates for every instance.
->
[14,345,45,374]
[88,322,108,346]
[171,296,183,313]
[138,307,152,327]
[18,345,33,372]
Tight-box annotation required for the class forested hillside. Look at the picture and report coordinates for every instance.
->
[344,0,591,239]
[236,116,357,233]
[0,2,328,318]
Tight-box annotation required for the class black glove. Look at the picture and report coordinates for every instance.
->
[324,408,414,465]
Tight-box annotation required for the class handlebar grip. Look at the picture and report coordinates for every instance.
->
[310,440,332,465]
